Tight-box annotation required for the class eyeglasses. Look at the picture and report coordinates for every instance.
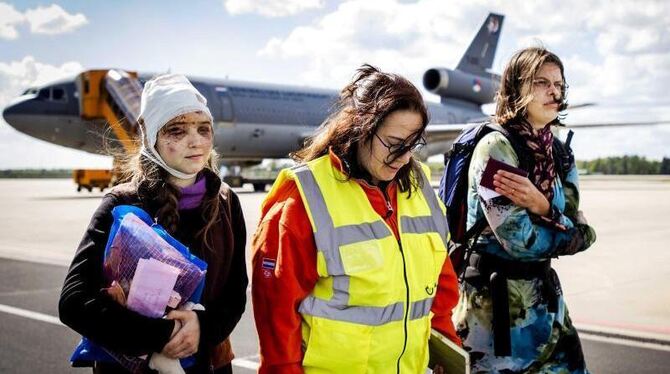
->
[533,78,568,92]
[374,132,426,159]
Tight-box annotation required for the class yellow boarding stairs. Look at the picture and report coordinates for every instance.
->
[72,69,142,191]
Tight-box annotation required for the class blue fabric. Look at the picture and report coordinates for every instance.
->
[70,205,207,368]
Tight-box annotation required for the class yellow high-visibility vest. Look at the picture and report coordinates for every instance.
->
[271,154,449,374]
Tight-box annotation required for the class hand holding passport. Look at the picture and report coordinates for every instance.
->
[479,157,528,201]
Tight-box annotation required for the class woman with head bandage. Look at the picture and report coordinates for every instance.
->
[60,74,248,374]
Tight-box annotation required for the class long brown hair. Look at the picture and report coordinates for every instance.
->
[117,119,222,252]
[495,46,568,126]
[292,64,429,194]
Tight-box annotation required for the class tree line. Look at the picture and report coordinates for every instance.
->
[2,156,670,178]
[576,156,670,175]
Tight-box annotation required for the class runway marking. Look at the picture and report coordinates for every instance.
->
[232,354,260,370]
[575,320,670,337]
[0,288,62,297]
[0,303,63,326]
[2,301,670,358]
[580,333,670,352]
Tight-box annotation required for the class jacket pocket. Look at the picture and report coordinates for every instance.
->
[302,318,372,374]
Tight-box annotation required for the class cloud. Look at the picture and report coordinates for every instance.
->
[0,2,87,39]
[0,2,24,40]
[224,0,324,17]
[255,0,669,158]
[24,4,88,35]
[0,56,110,169]
[258,0,668,105]
[0,56,83,105]
[258,0,471,87]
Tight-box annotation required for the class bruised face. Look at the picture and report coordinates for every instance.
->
[357,109,424,185]
[156,111,213,178]
[525,62,564,129]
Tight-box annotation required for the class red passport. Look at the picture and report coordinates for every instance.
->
[480,157,528,190]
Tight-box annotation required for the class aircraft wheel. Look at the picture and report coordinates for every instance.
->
[253,183,266,192]
[77,185,82,192]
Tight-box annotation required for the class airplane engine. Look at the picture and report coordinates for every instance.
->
[422,68,498,105]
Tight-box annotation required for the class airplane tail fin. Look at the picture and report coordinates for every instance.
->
[456,13,504,76]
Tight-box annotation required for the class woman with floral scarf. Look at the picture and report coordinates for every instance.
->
[453,47,596,373]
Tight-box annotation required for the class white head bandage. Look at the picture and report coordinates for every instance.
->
[137,74,213,180]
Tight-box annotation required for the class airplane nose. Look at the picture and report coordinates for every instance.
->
[2,98,32,134]
[3,101,19,117]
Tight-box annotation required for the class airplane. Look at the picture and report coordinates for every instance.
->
[2,13,504,168]
[3,12,667,188]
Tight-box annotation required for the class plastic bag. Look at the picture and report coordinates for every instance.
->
[70,205,207,372]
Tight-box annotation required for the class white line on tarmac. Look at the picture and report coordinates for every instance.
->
[2,302,670,360]
[232,354,260,370]
[575,322,670,346]
[580,333,670,352]
[0,303,63,326]
[0,302,261,370]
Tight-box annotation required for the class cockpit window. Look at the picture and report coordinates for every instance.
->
[52,88,66,101]
[35,87,68,102]
[22,88,38,95]
[37,89,49,99]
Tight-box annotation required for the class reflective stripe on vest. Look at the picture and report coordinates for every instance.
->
[293,161,446,325]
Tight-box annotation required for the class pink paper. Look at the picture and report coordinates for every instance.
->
[126,258,180,317]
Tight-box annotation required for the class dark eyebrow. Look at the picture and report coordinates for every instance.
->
[535,76,562,83]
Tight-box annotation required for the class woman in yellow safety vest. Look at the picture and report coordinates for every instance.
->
[251,64,461,374]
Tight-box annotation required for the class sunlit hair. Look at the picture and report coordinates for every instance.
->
[113,116,221,252]
[495,46,569,126]
[292,64,429,195]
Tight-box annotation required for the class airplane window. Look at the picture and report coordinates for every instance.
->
[52,88,66,101]
[37,89,49,100]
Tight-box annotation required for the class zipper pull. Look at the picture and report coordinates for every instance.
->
[385,199,393,219]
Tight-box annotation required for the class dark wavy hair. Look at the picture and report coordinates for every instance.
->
[291,64,429,195]
[495,46,568,126]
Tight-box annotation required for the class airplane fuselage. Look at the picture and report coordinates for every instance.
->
[3,75,486,164]
[3,13,506,166]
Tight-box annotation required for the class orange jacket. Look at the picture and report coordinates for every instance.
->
[251,152,461,374]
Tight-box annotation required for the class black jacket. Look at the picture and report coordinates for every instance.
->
[59,170,248,371]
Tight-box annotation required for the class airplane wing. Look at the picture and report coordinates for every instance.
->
[425,123,470,143]
[560,119,670,128]
[424,118,670,147]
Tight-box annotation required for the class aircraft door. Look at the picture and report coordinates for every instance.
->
[215,87,235,125]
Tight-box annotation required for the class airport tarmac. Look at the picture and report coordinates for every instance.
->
[0,176,669,373]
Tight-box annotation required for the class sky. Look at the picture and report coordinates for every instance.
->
[0,0,668,169]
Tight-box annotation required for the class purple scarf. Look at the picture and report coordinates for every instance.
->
[506,119,556,202]
[178,175,207,210]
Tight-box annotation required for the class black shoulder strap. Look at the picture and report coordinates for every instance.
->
[552,130,575,183]
[464,217,488,242]
[482,122,533,172]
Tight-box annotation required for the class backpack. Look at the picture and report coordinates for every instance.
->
[438,122,575,276]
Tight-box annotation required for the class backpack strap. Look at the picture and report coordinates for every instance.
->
[552,130,575,183]
[463,217,488,243]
